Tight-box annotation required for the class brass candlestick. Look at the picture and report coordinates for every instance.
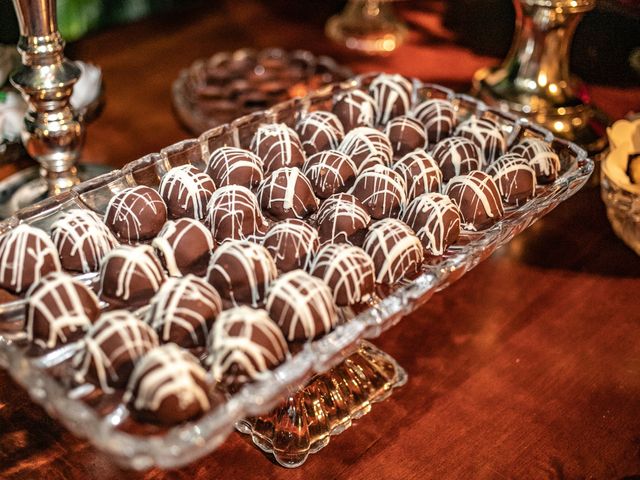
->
[473,0,609,155]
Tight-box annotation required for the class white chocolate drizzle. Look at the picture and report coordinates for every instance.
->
[510,138,560,180]
[350,164,407,218]
[159,165,215,220]
[250,123,305,175]
[338,126,393,173]
[363,218,424,284]
[104,186,167,241]
[296,111,345,155]
[51,209,118,273]
[431,136,482,180]
[412,98,456,143]
[208,306,288,386]
[368,73,413,125]
[454,117,506,163]
[332,89,377,129]
[257,167,318,218]
[206,146,264,188]
[485,153,537,205]
[206,240,277,307]
[0,223,61,293]
[310,243,375,305]
[393,148,443,200]
[384,115,427,156]
[302,150,357,198]
[73,310,159,394]
[402,193,460,256]
[152,218,214,277]
[124,343,210,413]
[25,271,98,349]
[206,185,267,242]
[316,193,371,245]
[445,170,505,231]
[262,219,319,271]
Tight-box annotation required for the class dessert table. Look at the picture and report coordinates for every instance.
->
[1,1,640,478]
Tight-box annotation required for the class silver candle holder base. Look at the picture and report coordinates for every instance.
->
[472,0,609,156]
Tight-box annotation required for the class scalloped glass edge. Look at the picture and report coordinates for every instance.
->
[0,76,593,471]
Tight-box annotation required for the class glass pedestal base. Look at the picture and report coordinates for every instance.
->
[236,341,407,468]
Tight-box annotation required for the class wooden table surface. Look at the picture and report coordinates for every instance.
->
[2,2,640,479]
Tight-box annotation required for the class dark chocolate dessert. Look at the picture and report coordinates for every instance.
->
[0,224,61,294]
[332,89,377,132]
[73,310,159,393]
[302,150,357,199]
[350,165,407,219]
[368,73,413,125]
[384,115,427,159]
[25,272,100,349]
[125,343,210,425]
[402,193,461,256]
[338,126,393,174]
[206,240,277,307]
[257,167,319,220]
[412,98,456,144]
[295,110,345,156]
[446,170,505,231]
[146,275,222,348]
[208,306,288,390]
[98,245,167,308]
[363,218,424,284]
[266,269,338,342]
[206,146,264,190]
[392,149,443,200]
[455,117,506,163]
[152,218,214,277]
[309,243,375,306]
[51,209,118,274]
[485,153,537,206]
[206,185,268,243]
[250,123,306,175]
[431,136,482,182]
[315,192,371,246]
[509,138,561,184]
[159,165,216,220]
[262,219,319,273]
[104,186,168,243]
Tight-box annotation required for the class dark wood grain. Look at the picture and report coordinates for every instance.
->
[2,2,640,479]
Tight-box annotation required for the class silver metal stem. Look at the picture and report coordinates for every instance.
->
[473,0,608,155]
[10,0,84,195]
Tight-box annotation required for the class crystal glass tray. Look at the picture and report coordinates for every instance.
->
[0,75,593,470]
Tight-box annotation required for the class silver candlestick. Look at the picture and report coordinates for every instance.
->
[472,0,609,155]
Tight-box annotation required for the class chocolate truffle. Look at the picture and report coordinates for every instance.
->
[206,185,268,243]
[455,117,506,163]
[266,270,337,342]
[250,123,306,175]
[368,73,413,125]
[316,193,371,246]
[257,167,319,220]
[146,275,222,348]
[401,193,461,256]
[332,89,377,132]
[25,272,100,349]
[208,306,289,390]
[73,310,159,393]
[445,170,505,231]
[50,209,118,274]
[206,146,264,190]
[393,149,443,200]
[309,243,375,306]
[0,224,61,294]
[159,165,216,220]
[412,98,456,143]
[262,219,319,273]
[295,111,345,156]
[206,240,277,307]
[98,245,167,308]
[302,150,357,199]
[485,153,537,207]
[384,115,427,159]
[338,127,393,174]
[125,344,210,425]
[431,136,482,182]
[104,186,168,242]
[510,138,561,184]
[350,165,407,219]
[152,218,214,277]
[363,219,424,284]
